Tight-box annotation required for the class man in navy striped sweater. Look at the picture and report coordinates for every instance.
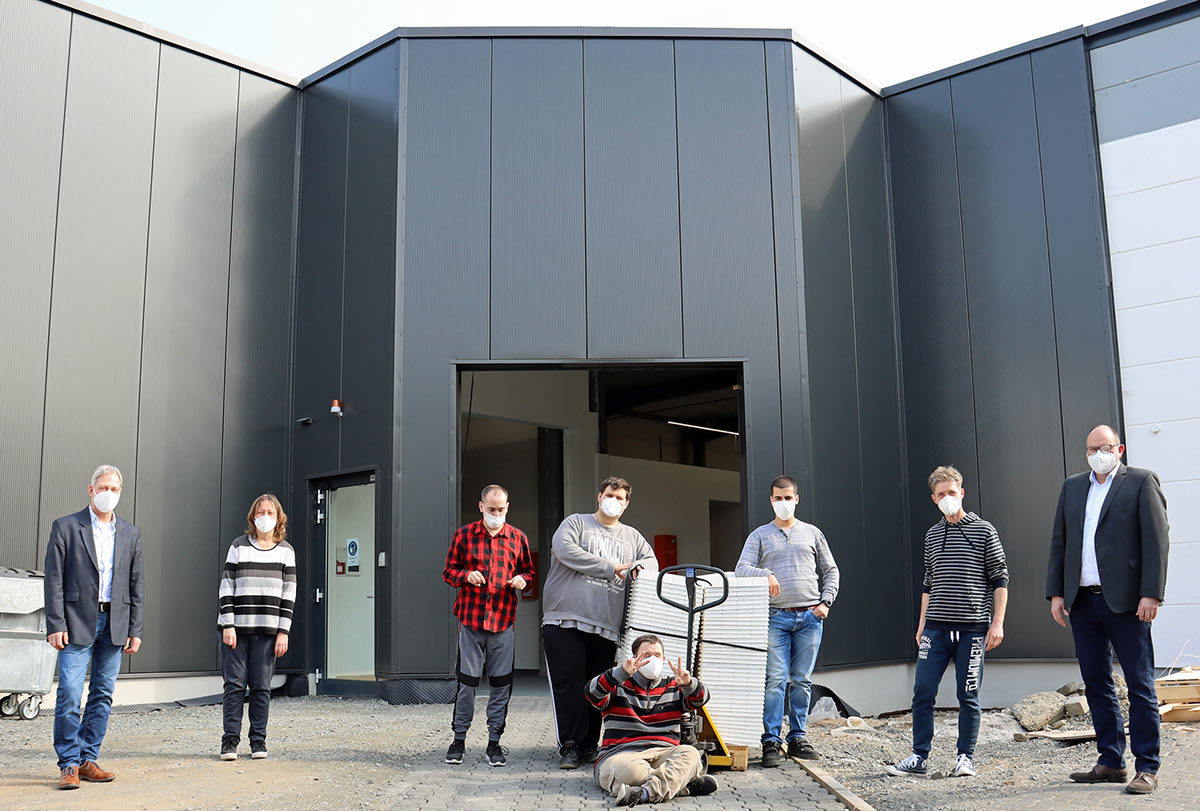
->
[887,466,1008,779]
[586,634,718,807]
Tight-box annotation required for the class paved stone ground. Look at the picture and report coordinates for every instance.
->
[0,693,844,810]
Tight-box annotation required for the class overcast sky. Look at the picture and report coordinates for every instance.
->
[94,0,1153,87]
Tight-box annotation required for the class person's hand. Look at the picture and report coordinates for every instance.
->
[985,622,1004,651]
[667,656,691,687]
[614,562,632,581]
[628,564,643,581]
[274,632,289,657]
[767,574,781,597]
[623,649,654,676]
[509,575,527,591]
[1050,596,1069,627]
[466,571,486,586]
[47,631,68,650]
[123,637,141,654]
[914,623,925,647]
[1137,597,1160,622]
[222,628,237,649]
[812,602,829,620]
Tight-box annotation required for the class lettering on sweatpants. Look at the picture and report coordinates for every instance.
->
[965,635,985,692]
[917,635,931,660]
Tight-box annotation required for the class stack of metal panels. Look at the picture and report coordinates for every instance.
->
[619,575,697,667]
[695,575,769,747]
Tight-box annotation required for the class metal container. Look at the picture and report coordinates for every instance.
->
[0,568,58,719]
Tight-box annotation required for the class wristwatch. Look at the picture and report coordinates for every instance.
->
[821,599,832,608]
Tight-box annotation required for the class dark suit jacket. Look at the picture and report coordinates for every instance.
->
[1046,464,1169,614]
[44,507,145,646]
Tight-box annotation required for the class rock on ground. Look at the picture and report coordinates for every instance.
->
[1011,692,1068,731]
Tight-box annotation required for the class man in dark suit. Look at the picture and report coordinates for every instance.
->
[1046,425,1169,795]
[44,465,144,790]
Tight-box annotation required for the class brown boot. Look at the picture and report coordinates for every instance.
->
[1069,763,1127,783]
[57,766,80,790]
[1125,772,1158,794]
[79,761,116,782]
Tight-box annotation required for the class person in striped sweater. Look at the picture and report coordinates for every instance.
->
[887,466,1008,779]
[217,493,297,761]
[585,634,719,807]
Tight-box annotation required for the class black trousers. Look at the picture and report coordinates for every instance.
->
[221,630,276,744]
[542,624,615,751]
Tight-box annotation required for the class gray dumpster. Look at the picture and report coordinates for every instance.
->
[0,568,58,719]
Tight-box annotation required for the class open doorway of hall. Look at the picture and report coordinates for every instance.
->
[457,364,746,676]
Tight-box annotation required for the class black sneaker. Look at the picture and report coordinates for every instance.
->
[486,741,508,767]
[788,739,820,760]
[220,738,238,761]
[582,746,599,764]
[885,753,928,776]
[683,774,718,796]
[559,743,582,770]
[618,785,650,806]
[250,741,268,760]
[761,740,782,768]
[445,739,465,765]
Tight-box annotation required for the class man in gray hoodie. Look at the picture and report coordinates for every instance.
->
[542,476,657,770]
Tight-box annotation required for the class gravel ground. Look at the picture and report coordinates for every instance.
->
[804,709,1200,810]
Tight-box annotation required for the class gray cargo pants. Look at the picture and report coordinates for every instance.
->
[452,624,515,740]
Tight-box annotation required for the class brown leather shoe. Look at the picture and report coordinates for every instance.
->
[1069,763,1128,783]
[57,766,80,790]
[1125,772,1158,794]
[79,761,115,782]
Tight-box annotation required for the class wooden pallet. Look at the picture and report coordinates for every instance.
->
[1156,666,1200,704]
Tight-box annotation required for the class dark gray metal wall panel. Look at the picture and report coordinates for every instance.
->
[221,75,298,551]
[397,39,492,673]
[950,57,1066,659]
[582,39,682,359]
[674,39,781,526]
[134,47,239,673]
[37,15,158,556]
[766,42,813,521]
[886,80,981,635]
[1032,41,1121,467]
[340,44,399,470]
[842,79,909,665]
[293,70,349,483]
[0,0,70,569]
[491,38,586,359]
[793,50,866,667]
[1093,60,1200,142]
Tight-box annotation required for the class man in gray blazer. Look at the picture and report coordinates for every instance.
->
[44,464,144,790]
[1046,425,1169,796]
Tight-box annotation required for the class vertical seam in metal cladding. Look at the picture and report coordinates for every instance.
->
[131,43,164,526]
[762,41,787,474]
[285,88,304,511]
[390,39,409,675]
[1027,54,1070,477]
[37,11,75,548]
[338,66,352,468]
[580,39,589,358]
[838,76,869,588]
[217,71,243,542]
[946,79,983,514]
[488,39,494,360]
[671,40,686,355]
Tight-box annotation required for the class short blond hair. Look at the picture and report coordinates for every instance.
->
[927,465,963,492]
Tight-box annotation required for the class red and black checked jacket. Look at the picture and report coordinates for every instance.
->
[586,665,709,758]
[442,520,535,633]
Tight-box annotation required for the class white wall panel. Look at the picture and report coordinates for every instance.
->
[1113,298,1200,367]
[1164,543,1200,604]
[1163,481,1200,543]
[1104,176,1200,254]
[1152,605,1200,666]
[1125,418,1200,484]
[1121,358,1200,425]
[1111,238,1200,310]
[1098,117,1200,196]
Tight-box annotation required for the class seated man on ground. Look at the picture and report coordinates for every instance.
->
[585,634,718,807]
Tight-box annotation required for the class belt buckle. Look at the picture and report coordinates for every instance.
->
[98,602,111,613]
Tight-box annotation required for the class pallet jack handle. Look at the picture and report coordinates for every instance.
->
[655,564,728,677]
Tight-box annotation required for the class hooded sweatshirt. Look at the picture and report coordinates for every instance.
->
[922,512,1009,631]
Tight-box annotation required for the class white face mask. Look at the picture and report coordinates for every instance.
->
[638,654,663,681]
[254,514,278,535]
[600,497,623,519]
[772,499,796,521]
[1088,450,1118,476]
[937,495,962,517]
[92,490,120,514]
[482,511,506,530]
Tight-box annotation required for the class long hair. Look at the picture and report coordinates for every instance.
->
[246,493,288,544]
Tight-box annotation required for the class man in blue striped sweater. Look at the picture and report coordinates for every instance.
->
[586,634,718,807]
[887,466,1008,779]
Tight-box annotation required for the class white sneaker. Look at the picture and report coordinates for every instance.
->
[955,754,976,777]
[885,753,928,776]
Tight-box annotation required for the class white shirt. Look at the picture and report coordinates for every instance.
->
[90,507,117,603]
[1080,471,1115,587]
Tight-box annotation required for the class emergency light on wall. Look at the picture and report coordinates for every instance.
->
[331,399,343,417]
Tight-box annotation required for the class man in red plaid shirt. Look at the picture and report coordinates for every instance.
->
[442,484,535,767]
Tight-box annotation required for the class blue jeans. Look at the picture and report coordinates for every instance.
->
[762,607,824,744]
[53,611,125,769]
[1070,590,1160,774]
[912,628,985,758]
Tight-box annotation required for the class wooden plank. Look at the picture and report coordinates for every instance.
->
[1160,703,1200,723]
[1157,684,1200,702]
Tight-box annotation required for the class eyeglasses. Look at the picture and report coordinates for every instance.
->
[1086,444,1119,454]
